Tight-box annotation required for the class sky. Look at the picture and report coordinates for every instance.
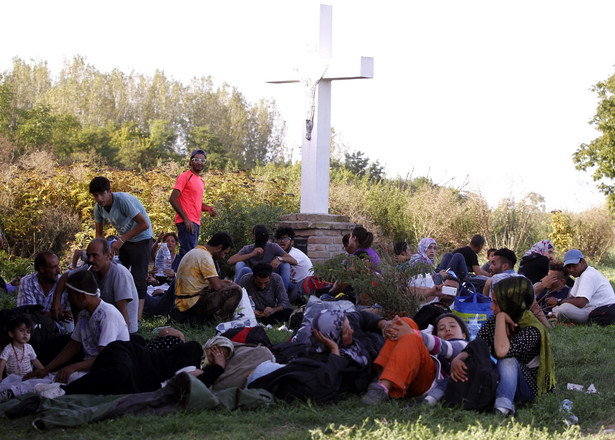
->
[2,0,615,212]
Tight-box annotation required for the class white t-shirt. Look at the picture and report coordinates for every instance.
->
[72,300,130,358]
[289,247,313,283]
[570,266,615,308]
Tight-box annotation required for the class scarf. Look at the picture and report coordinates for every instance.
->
[517,310,556,395]
[409,237,437,266]
[309,309,369,367]
[524,240,554,257]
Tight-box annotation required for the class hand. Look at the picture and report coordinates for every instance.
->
[23,367,49,381]
[60,309,73,323]
[450,353,469,382]
[312,329,339,355]
[207,206,218,217]
[251,247,264,258]
[54,366,75,384]
[111,239,122,255]
[270,258,281,269]
[51,298,64,322]
[206,346,228,369]
[10,276,21,287]
[545,297,559,308]
[262,307,274,317]
[254,310,264,318]
[163,269,175,278]
[185,221,195,235]
[496,312,517,337]
[157,231,166,242]
[541,273,556,289]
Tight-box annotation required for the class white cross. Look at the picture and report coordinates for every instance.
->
[268,4,374,214]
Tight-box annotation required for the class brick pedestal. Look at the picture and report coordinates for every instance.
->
[276,214,356,264]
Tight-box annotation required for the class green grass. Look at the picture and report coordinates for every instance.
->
[2,293,615,438]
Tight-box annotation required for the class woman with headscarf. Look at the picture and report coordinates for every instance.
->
[518,240,555,284]
[248,309,387,403]
[450,276,556,416]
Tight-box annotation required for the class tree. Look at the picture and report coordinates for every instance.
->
[574,72,615,208]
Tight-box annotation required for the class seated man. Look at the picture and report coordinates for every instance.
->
[228,224,296,291]
[24,270,129,390]
[52,239,139,333]
[483,247,517,297]
[548,249,615,324]
[444,234,491,278]
[174,232,243,322]
[274,226,313,292]
[533,260,570,314]
[239,263,292,325]
[18,251,70,320]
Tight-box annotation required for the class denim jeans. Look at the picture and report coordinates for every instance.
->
[436,252,469,282]
[233,261,291,291]
[427,377,449,401]
[494,357,535,413]
[173,221,200,271]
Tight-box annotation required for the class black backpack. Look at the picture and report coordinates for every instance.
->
[442,336,499,412]
[412,302,451,330]
[589,304,615,326]
[0,305,59,350]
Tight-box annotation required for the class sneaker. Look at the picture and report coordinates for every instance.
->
[0,389,14,402]
[34,383,65,399]
[362,382,389,405]
[493,407,511,416]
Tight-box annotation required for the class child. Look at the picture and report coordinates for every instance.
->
[0,314,47,401]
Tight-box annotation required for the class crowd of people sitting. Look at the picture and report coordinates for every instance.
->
[0,151,613,421]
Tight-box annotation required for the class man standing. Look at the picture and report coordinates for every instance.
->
[17,251,68,316]
[89,176,153,321]
[239,263,293,325]
[548,249,615,324]
[169,149,217,271]
[174,232,242,322]
[52,239,139,333]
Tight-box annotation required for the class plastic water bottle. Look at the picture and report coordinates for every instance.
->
[467,314,481,341]
[155,243,172,276]
[560,399,578,426]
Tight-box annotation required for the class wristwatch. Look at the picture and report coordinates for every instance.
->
[278,256,283,262]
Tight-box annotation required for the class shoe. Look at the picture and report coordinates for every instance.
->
[0,389,14,402]
[362,382,389,405]
[34,383,65,399]
[493,407,511,416]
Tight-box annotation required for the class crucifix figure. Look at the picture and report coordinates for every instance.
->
[268,4,374,214]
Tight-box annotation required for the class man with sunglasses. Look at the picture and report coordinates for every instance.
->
[169,149,218,271]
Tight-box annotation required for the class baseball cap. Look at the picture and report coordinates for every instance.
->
[190,149,207,159]
[563,249,584,266]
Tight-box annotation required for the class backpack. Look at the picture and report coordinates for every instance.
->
[300,276,334,298]
[220,326,272,347]
[442,336,499,412]
[412,302,451,330]
[589,304,615,326]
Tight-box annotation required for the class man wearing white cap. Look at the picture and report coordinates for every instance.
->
[547,249,615,323]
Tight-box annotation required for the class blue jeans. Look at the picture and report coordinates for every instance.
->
[494,357,535,413]
[436,252,469,282]
[173,221,200,272]
[427,377,449,401]
[233,261,291,291]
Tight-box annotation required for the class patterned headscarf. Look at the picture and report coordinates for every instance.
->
[524,240,554,257]
[409,237,437,266]
[308,309,369,367]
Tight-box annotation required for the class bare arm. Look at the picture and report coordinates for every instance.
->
[483,278,492,297]
[227,248,263,265]
[114,299,130,329]
[95,221,104,239]
[0,359,5,381]
[201,203,217,217]
[209,277,235,291]
[494,312,516,358]
[473,265,491,277]
[51,272,69,322]
[111,213,150,254]
[31,358,44,371]
[169,189,190,224]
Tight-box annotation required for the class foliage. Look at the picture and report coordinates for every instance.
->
[574,71,615,209]
[0,250,33,280]
[0,56,287,169]
[550,211,575,255]
[486,193,551,258]
[313,248,426,318]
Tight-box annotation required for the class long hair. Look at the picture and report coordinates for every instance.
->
[492,276,534,322]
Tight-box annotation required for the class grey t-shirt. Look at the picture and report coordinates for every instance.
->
[237,242,286,267]
[239,272,290,311]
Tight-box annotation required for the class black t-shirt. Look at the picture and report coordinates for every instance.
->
[453,246,479,273]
